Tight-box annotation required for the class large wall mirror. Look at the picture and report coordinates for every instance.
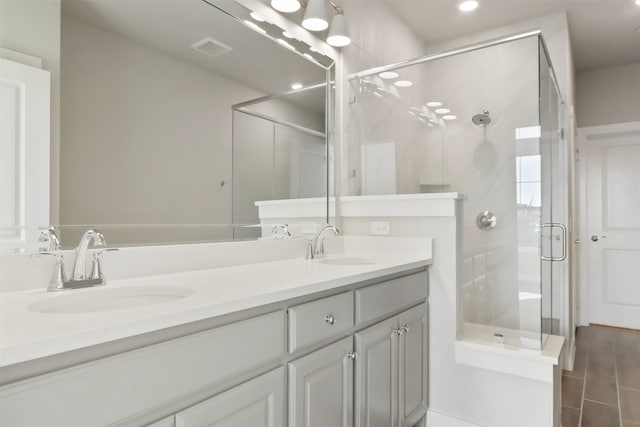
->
[1,0,334,252]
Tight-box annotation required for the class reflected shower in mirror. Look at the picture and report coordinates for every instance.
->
[1,0,333,252]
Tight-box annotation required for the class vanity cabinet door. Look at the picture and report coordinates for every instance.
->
[398,303,428,426]
[288,336,354,427]
[354,316,399,427]
[175,368,284,427]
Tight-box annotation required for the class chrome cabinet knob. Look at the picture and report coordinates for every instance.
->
[591,235,607,242]
[401,324,410,333]
[393,328,403,336]
[347,352,358,361]
[324,314,336,325]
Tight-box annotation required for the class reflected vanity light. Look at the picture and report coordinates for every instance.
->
[290,82,303,90]
[379,71,399,80]
[426,101,442,107]
[250,12,266,22]
[283,31,294,38]
[442,115,457,120]
[276,38,296,50]
[271,0,301,13]
[435,108,451,114]
[303,53,315,60]
[394,80,413,87]
[244,21,266,34]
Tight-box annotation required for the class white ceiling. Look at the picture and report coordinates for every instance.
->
[61,0,327,111]
[379,0,640,72]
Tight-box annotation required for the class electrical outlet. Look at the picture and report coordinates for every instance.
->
[370,221,391,236]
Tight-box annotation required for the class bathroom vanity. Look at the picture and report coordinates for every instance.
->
[0,237,431,426]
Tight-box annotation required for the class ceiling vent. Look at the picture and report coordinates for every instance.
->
[191,37,233,58]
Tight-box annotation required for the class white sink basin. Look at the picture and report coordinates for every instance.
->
[319,257,376,266]
[28,286,192,314]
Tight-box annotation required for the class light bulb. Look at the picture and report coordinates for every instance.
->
[271,0,301,13]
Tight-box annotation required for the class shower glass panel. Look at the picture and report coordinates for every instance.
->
[347,34,563,351]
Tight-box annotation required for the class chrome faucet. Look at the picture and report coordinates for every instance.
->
[271,224,292,240]
[307,225,340,259]
[72,229,107,280]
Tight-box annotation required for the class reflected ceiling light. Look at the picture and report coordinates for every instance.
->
[379,71,400,80]
[327,14,351,46]
[636,0,640,5]
[456,0,479,12]
[291,82,303,90]
[302,0,328,31]
[303,53,315,61]
[250,12,266,22]
[244,21,266,34]
[443,115,457,120]
[271,0,301,13]
[426,101,442,107]
[435,108,451,114]
[283,31,294,38]
[394,80,413,87]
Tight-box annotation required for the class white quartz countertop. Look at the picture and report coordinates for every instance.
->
[0,237,432,368]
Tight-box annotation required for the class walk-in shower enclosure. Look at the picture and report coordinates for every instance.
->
[347,33,567,351]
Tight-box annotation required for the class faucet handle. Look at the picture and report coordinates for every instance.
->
[305,241,314,260]
[90,248,119,281]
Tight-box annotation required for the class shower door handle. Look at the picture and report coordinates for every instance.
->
[541,223,567,261]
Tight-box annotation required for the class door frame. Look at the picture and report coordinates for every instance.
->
[575,121,640,326]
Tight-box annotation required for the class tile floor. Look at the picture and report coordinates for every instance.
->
[562,325,640,427]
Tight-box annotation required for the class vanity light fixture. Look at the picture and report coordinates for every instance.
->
[290,82,304,89]
[457,0,479,12]
[435,108,451,114]
[394,80,413,88]
[271,0,301,13]
[268,0,351,47]
[426,101,442,107]
[326,14,351,46]
[379,71,400,80]
[302,0,329,31]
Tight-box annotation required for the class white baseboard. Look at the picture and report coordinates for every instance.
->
[427,409,480,427]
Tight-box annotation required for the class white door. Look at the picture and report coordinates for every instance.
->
[581,122,640,329]
[0,57,50,252]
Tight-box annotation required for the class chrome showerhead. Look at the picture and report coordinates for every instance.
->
[472,109,491,126]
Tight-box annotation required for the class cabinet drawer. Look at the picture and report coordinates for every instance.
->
[355,272,427,325]
[0,311,284,426]
[288,291,354,353]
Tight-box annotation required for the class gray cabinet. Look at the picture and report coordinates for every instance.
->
[398,303,428,426]
[355,303,428,427]
[175,368,284,427]
[288,337,354,427]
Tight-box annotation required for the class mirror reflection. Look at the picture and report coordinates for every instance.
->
[0,0,332,252]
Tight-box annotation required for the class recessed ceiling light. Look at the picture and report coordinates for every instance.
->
[457,0,479,12]
[244,21,266,34]
[379,71,400,80]
[443,115,457,120]
[426,101,443,107]
[291,82,303,90]
[250,12,266,22]
[435,108,451,114]
[394,80,413,88]
[271,0,301,13]
[283,31,294,38]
